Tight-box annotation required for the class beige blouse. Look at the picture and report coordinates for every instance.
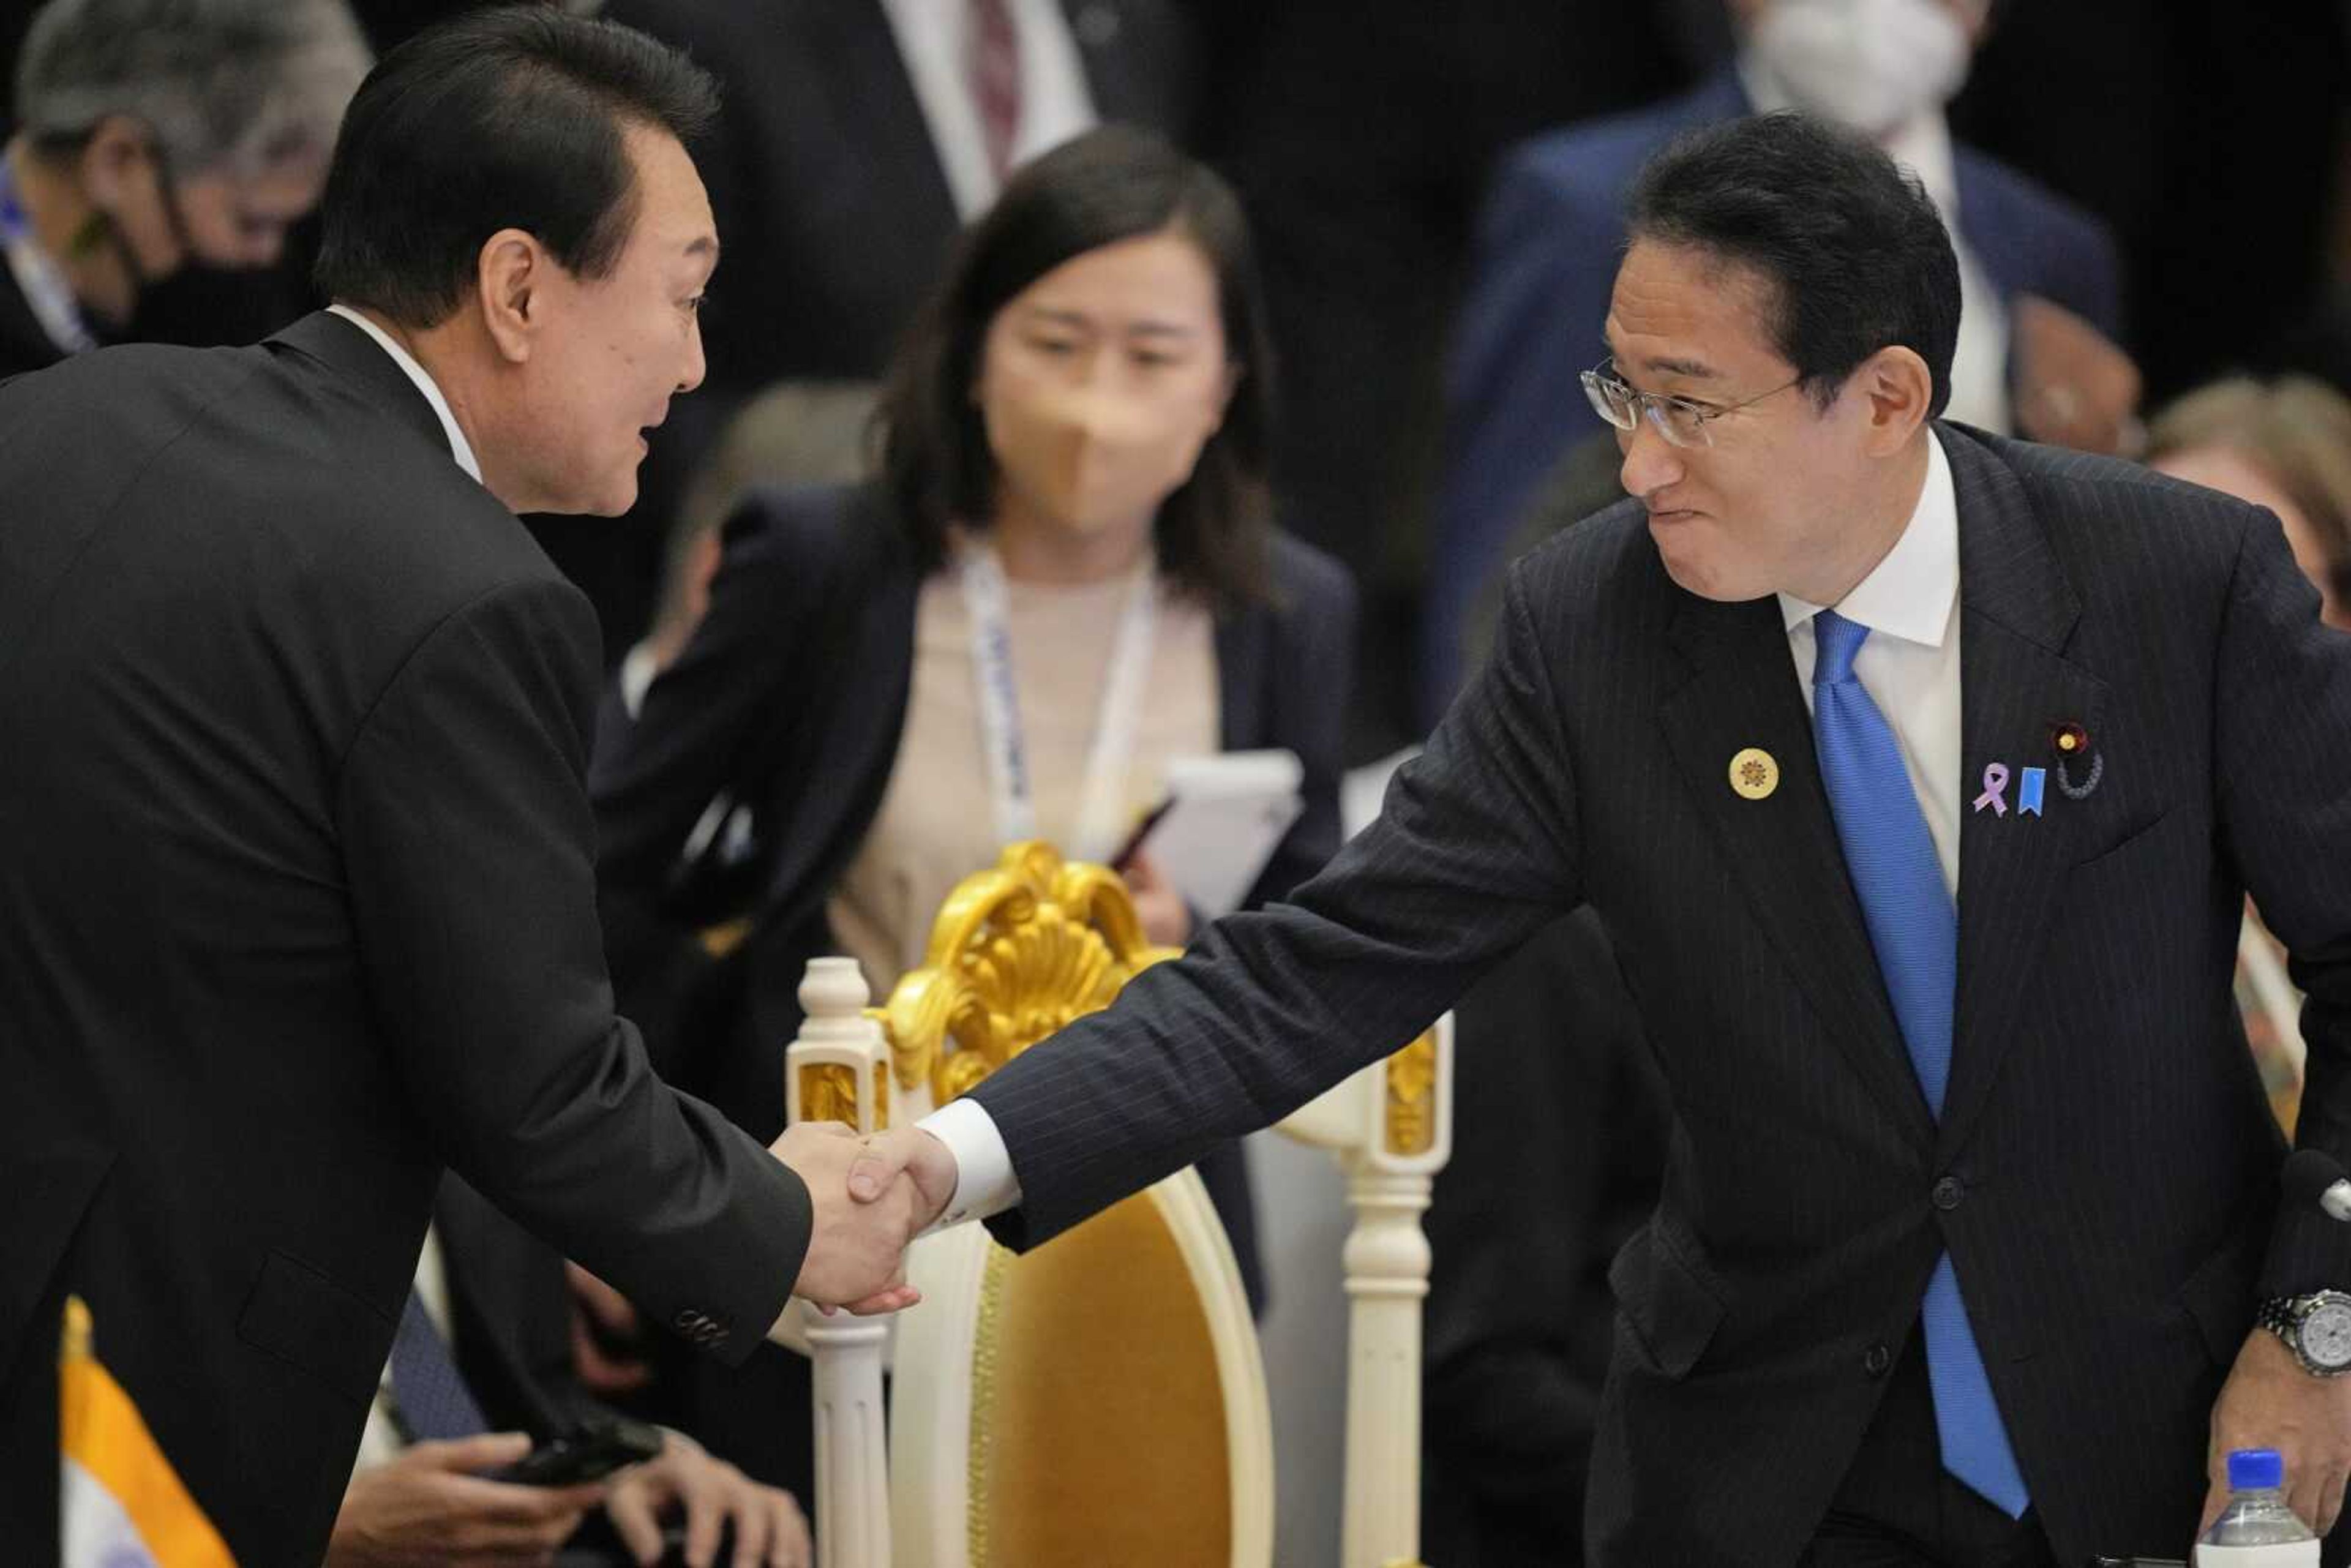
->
[830,564,1218,997]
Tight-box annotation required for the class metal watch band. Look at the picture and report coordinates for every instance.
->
[2257,1292,2351,1378]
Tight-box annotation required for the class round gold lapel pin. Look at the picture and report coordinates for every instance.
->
[1729,746,1780,801]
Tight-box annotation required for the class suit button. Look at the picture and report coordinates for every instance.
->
[1932,1176,1965,1211]
[1862,1342,1892,1378]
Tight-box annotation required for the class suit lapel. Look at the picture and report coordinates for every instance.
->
[1937,430,2106,1166]
[1213,604,1265,749]
[1935,426,2106,1157]
[1660,592,1936,1151]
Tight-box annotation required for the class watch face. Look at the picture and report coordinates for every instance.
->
[2304,1301,2351,1369]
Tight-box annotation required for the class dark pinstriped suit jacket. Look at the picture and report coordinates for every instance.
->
[967,423,2351,1566]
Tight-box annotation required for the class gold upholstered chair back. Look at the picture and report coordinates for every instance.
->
[785,843,1275,1568]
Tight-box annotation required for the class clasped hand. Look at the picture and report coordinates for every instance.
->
[771,1122,959,1315]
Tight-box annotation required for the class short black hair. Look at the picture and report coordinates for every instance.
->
[313,5,718,328]
[877,124,1277,608]
[1627,112,1962,418]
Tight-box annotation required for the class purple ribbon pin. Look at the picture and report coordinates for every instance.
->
[1972,762,2010,816]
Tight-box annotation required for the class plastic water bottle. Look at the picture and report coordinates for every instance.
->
[2198,1448,2319,1565]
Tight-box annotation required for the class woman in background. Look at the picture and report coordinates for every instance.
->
[594,124,1355,1320]
[2148,375,2351,632]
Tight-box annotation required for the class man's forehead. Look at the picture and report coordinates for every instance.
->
[622,123,718,253]
[1605,241,1779,377]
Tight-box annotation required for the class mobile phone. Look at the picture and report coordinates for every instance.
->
[487,1418,664,1487]
[1109,795,1177,873]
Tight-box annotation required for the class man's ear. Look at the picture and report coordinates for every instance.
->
[474,228,545,366]
[76,115,155,215]
[1857,344,1934,457]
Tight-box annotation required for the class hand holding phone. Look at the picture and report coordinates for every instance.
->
[487,1418,664,1487]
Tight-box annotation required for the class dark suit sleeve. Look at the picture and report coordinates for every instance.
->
[972,565,1581,1248]
[337,577,808,1364]
[2210,513,2351,1295]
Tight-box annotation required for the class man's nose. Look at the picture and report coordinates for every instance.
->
[678,317,707,395]
[1617,415,1684,501]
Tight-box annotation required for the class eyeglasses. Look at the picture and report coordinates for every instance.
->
[1579,358,1802,449]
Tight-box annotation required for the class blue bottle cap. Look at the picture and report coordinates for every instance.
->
[2229,1448,2285,1490]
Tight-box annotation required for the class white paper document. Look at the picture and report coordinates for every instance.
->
[1139,749,1304,918]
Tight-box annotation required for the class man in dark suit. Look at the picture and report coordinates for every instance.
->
[0,13,921,1562]
[1424,0,2129,722]
[854,113,2351,1566]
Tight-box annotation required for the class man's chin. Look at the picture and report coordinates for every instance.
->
[1655,546,1769,604]
[559,475,642,519]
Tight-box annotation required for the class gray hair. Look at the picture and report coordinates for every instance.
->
[16,0,373,179]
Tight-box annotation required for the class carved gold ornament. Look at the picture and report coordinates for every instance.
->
[798,1062,887,1130]
[874,842,1174,1103]
[1385,1030,1440,1156]
[799,1063,857,1128]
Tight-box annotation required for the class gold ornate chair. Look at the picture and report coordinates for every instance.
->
[784,842,1449,1568]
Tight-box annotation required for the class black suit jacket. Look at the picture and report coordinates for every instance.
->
[961,425,2351,1566]
[0,313,809,1563]
[597,0,1193,396]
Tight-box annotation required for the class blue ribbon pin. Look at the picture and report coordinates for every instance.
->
[2018,767,2046,817]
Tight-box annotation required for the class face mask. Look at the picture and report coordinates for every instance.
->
[1750,0,1971,138]
[76,153,301,345]
[984,383,1213,538]
[126,257,308,348]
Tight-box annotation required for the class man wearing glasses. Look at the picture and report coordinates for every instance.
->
[855,111,2351,1567]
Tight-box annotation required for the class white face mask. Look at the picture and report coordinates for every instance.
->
[1750,0,1972,139]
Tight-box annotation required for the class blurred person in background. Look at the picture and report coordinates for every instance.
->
[2148,377,2351,634]
[591,122,1352,1493]
[1190,0,1696,757]
[0,0,369,374]
[1428,0,2133,723]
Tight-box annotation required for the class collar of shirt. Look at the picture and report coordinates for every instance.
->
[326,303,484,485]
[1777,427,1959,650]
[619,640,659,722]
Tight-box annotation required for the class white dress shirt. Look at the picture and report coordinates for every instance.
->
[920,430,1969,1226]
[1777,427,1965,900]
[879,0,1099,220]
[326,304,484,484]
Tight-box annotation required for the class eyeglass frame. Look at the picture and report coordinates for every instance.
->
[1579,356,1805,449]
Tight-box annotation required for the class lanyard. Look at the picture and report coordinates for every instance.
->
[959,541,1158,863]
[0,154,96,358]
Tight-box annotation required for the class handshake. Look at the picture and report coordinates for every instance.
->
[770,1123,964,1315]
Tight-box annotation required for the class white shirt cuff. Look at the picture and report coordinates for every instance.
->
[916,1097,1022,1229]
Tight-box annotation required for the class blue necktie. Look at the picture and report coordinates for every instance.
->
[1810,609,2028,1518]
[389,1289,490,1442]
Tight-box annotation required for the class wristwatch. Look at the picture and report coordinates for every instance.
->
[2257,1291,2351,1377]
